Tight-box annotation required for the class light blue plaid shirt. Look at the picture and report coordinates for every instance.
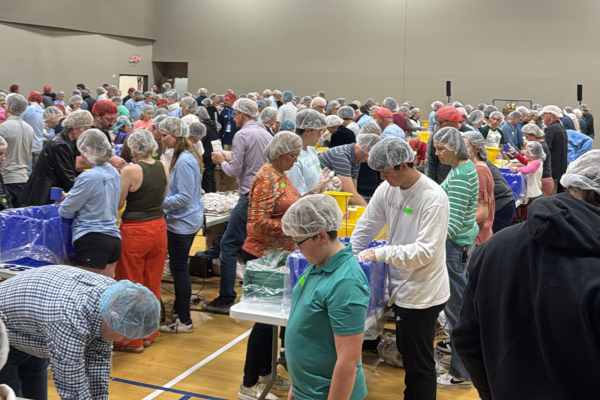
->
[0,265,115,400]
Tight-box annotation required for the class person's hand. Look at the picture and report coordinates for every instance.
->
[510,166,518,173]
[222,151,231,162]
[201,189,205,195]
[288,389,295,400]
[108,156,127,172]
[357,249,377,262]
[55,191,68,205]
[311,168,333,194]
[330,176,342,191]
[212,151,225,164]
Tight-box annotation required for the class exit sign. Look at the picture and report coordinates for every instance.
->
[130,55,140,63]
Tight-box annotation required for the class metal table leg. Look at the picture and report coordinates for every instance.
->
[259,325,279,400]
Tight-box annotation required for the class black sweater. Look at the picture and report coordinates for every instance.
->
[454,193,600,400]
[328,125,356,149]
[544,120,568,179]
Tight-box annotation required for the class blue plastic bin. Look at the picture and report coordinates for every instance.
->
[0,205,74,267]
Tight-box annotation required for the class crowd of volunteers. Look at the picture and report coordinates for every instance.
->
[0,82,598,400]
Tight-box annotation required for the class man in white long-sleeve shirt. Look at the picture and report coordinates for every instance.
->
[350,137,450,400]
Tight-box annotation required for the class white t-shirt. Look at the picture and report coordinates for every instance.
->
[351,175,450,309]
[276,102,297,123]
[287,147,320,195]
[485,128,502,149]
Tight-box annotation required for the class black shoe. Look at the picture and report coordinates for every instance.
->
[196,247,220,259]
[278,350,287,371]
[436,338,451,354]
[201,297,234,314]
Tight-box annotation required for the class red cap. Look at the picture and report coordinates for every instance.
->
[437,105,465,123]
[408,138,421,150]
[92,100,119,115]
[55,104,67,115]
[28,91,43,103]
[9,84,19,93]
[128,87,136,94]
[224,93,238,103]
[374,108,393,119]
[157,98,169,105]
[43,85,52,92]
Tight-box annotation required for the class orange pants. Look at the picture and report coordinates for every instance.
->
[114,217,167,347]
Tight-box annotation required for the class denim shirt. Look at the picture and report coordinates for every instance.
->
[428,110,437,132]
[59,163,121,242]
[125,99,145,121]
[163,151,203,234]
[22,104,50,152]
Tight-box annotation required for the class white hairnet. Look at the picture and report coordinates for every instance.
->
[527,141,546,161]
[573,109,583,118]
[560,150,600,195]
[128,129,158,155]
[338,106,355,120]
[369,106,380,116]
[233,98,259,117]
[489,111,505,124]
[431,101,444,111]
[198,88,207,94]
[356,133,382,154]
[152,114,168,129]
[383,97,399,112]
[483,105,498,118]
[42,106,64,121]
[69,95,83,106]
[507,111,522,120]
[462,131,488,161]
[347,122,360,136]
[433,127,470,158]
[365,98,375,106]
[580,104,590,111]
[189,122,207,138]
[159,116,189,138]
[99,280,160,340]
[72,90,81,96]
[181,114,199,127]
[400,106,410,114]
[201,98,212,106]
[140,105,153,116]
[133,90,143,98]
[97,87,106,95]
[0,136,6,148]
[477,103,487,110]
[282,194,342,237]
[165,91,179,102]
[368,137,415,171]
[295,109,326,130]
[516,106,530,115]
[541,105,564,118]
[262,131,302,160]
[465,105,474,112]
[317,91,326,97]
[163,82,172,89]
[77,129,113,165]
[337,98,346,106]
[325,101,340,115]
[196,106,210,121]
[359,122,381,135]
[408,108,420,118]
[259,106,277,123]
[466,110,485,126]
[112,97,123,105]
[325,115,343,128]
[301,96,312,104]
[62,110,94,130]
[153,108,168,118]
[522,123,545,138]
[181,97,198,113]
[5,94,28,115]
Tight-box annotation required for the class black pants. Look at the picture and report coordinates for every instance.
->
[0,346,48,400]
[395,303,446,400]
[202,163,217,193]
[167,230,197,324]
[492,200,515,233]
[5,182,25,208]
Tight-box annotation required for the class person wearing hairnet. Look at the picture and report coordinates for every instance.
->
[454,150,600,400]
[579,104,595,139]
[407,107,423,136]
[40,85,55,108]
[541,106,569,194]
[337,105,361,137]
[462,132,495,245]
[327,114,355,148]
[165,90,181,113]
[573,108,588,135]
[0,94,34,207]
[157,117,203,333]
[431,127,479,389]
[512,123,554,196]
[318,134,382,206]
[382,97,408,132]
[275,91,297,133]
[22,92,50,175]
[0,265,159,400]
[428,101,444,133]
[480,111,504,149]
[258,106,278,136]
[352,103,375,127]
[120,114,168,164]
[67,95,84,114]
[217,92,240,148]
[125,90,145,121]
[236,132,302,399]
[508,141,545,202]
[501,111,524,149]
[195,87,208,106]
[112,96,131,120]
[133,105,154,131]
[310,97,327,115]
[359,98,375,117]
[42,106,65,139]
[58,129,121,277]
[282,194,370,400]
[288,110,340,196]
[325,100,341,116]
[0,136,12,209]
[351,137,450,398]
[80,89,95,111]
[113,130,170,353]
[196,108,219,193]
[202,97,220,122]
[374,108,405,140]
[465,110,485,133]
[53,90,66,107]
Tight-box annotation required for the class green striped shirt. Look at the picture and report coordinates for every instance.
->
[440,160,479,246]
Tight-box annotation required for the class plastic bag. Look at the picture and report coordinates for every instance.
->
[377,332,403,368]
[499,168,528,206]
[0,205,73,266]
[241,251,290,304]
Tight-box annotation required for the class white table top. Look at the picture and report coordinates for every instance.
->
[229,301,288,327]
[205,213,230,227]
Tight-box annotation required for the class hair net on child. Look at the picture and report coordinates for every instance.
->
[159,116,189,138]
[527,141,546,161]
[5,94,28,115]
[337,106,355,120]
[282,194,342,237]
[367,137,415,171]
[489,111,505,123]
[127,129,158,156]
[382,97,399,112]
[295,109,326,130]
[140,104,153,116]
[152,114,168,129]
[181,97,198,113]
[42,106,64,121]
[431,101,444,111]
[111,117,130,135]
[189,122,207,138]
[77,129,113,165]
[263,131,302,161]
[466,110,484,126]
[99,280,160,340]
[196,106,210,121]
[325,101,340,115]
[522,123,544,138]
[233,98,259,117]
[507,111,522,120]
[462,131,488,161]
[325,115,343,128]
[259,107,277,123]
[280,119,296,132]
[62,110,94,130]
[356,133,382,154]
[358,122,381,135]
[560,150,600,195]
[483,105,498,118]
[153,108,168,118]
[433,127,470,159]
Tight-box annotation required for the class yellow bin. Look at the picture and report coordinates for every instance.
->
[324,191,353,214]
[422,120,429,128]
[486,146,500,163]
[417,131,431,143]
[338,222,356,238]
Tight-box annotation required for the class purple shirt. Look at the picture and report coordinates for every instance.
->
[221,120,272,195]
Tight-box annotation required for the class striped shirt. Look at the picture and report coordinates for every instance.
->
[318,143,360,180]
[440,160,479,246]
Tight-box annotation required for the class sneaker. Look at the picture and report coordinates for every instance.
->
[436,338,452,354]
[113,344,144,354]
[437,372,472,390]
[237,383,278,400]
[439,355,452,369]
[278,350,287,371]
[202,297,234,314]
[163,260,171,276]
[259,372,291,391]
[171,309,179,321]
[196,247,220,259]
[434,350,446,374]
[159,318,193,333]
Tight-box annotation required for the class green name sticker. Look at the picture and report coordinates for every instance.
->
[318,164,321,169]
[152,153,158,157]
[404,207,413,215]
[511,131,515,136]
[299,275,305,286]
[280,183,286,189]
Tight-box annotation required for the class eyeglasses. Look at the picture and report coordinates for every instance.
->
[292,237,311,248]
[287,153,300,161]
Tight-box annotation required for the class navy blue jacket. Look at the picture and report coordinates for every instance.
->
[217,107,237,145]
[195,95,207,106]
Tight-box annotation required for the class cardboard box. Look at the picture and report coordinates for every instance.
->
[216,169,238,192]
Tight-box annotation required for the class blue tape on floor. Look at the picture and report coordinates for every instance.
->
[110,377,227,400]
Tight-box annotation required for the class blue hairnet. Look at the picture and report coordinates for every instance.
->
[112,117,131,134]
[282,91,294,101]
[280,119,296,132]
[99,280,160,340]
[256,100,267,107]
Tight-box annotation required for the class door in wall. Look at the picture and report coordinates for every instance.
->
[119,75,148,96]
[174,78,188,96]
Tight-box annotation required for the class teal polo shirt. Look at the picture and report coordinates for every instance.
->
[285,243,370,400]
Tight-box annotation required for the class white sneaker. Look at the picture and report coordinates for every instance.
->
[238,383,278,400]
[259,372,291,391]
[434,350,446,374]
[437,372,472,389]
[163,260,171,276]
[440,355,452,369]
[159,318,193,333]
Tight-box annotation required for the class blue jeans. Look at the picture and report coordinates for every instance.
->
[0,346,48,399]
[492,200,515,234]
[167,230,198,324]
[444,239,474,381]
[219,194,249,304]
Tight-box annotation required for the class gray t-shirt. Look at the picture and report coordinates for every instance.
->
[318,143,360,180]
[0,116,34,184]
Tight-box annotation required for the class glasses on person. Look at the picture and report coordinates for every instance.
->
[292,237,311,249]
[287,153,300,161]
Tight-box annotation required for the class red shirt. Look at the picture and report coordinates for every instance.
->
[393,113,408,131]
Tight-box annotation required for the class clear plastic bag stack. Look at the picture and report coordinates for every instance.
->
[499,168,529,206]
[241,251,290,304]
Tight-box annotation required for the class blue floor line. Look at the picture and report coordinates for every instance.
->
[110,377,228,400]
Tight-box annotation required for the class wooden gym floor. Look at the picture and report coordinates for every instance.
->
[46,234,480,400]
